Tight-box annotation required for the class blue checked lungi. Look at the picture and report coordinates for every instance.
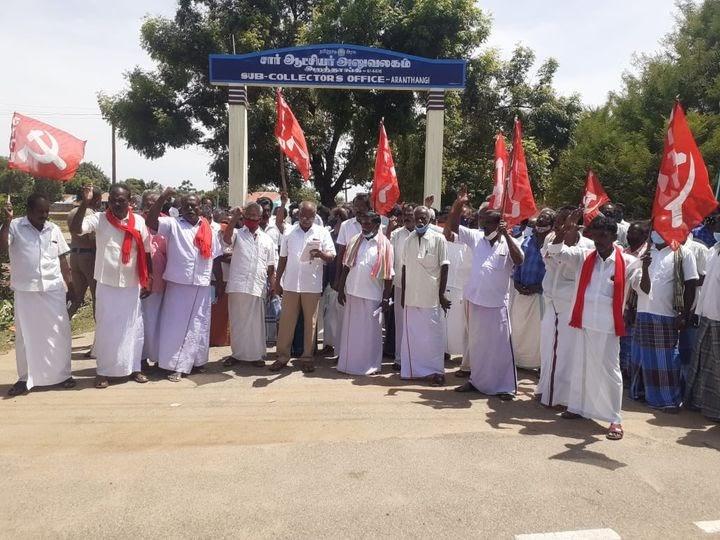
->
[630,312,682,408]
[684,317,720,420]
[619,324,634,387]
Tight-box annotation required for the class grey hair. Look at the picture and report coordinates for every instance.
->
[244,201,262,213]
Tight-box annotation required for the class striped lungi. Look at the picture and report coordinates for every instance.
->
[684,316,720,420]
[629,312,682,409]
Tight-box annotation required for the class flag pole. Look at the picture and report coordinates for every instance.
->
[500,118,518,222]
[279,149,288,193]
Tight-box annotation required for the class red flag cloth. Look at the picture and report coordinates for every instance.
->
[569,245,627,337]
[274,89,311,181]
[488,132,508,211]
[582,170,611,226]
[371,122,400,215]
[105,208,150,288]
[8,113,85,181]
[652,102,719,249]
[502,119,537,227]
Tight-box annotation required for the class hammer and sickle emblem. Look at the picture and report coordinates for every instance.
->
[17,130,67,170]
[663,153,695,228]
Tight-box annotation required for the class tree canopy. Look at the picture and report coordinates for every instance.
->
[99,0,579,207]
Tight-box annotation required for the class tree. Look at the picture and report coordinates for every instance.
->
[100,0,580,208]
[177,179,196,193]
[64,162,111,196]
[100,0,487,206]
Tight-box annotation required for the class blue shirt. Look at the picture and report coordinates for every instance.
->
[513,234,545,288]
[692,225,717,248]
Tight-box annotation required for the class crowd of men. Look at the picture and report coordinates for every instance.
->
[2,183,720,442]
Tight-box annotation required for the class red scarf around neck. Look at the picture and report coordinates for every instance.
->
[105,209,149,288]
[194,217,213,259]
[569,244,626,337]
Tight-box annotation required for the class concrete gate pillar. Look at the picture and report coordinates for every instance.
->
[228,86,249,207]
[423,90,445,203]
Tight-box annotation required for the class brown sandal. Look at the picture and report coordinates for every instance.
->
[95,376,109,389]
[132,372,149,384]
[269,360,289,372]
[606,423,624,441]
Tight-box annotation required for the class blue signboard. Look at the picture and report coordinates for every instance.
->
[209,44,466,91]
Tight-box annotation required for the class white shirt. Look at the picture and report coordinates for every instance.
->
[337,217,362,247]
[542,232,595,309]
[390,227,413,287]
[457,226,519,308]
[402,229,449,308]
[697,244,720,321]
[225,227,277,297]
[264,222,283,247]
[617,220,630,247]
[446,235,472,291]
[344,235,393,302]
[548,242,640,334]
[81,212,152,288]
[633,244,699,317]
[279,224,336,293]
[8,217,69,292]
[685,236,710,312]
[157,216,223,287]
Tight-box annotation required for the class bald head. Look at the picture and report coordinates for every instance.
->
[298,200,317,231]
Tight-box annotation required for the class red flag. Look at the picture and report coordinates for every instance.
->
[274,89,311,181]
[488,132,508,211]
[8,113,85,181]
[502,118,537,227]
[371,121,400,215]
[652,102,718,249]
[582,170,610,226]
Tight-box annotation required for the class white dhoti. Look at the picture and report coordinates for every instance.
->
[228,292,266,362]
[400,306,446,379]
[510,293,542,369]
[445,287,467,356]
[537,300,577,407]
[322,285,341,349]
[467,301,517,395]
[337,294,383,375]
[567,329,622,424]
[158,282,212,374]
[14,289,72,389]
[95,283,144,377]
[141,291,164,362]
[394,287,404,361]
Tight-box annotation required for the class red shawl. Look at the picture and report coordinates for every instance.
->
[569,245,626,337]
[194,217,213,259]
[105,209,150,288]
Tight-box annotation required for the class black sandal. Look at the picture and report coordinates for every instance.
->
[7,381,28,396]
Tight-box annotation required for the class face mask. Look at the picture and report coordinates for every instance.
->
[535,225,552,234]
[511,225,522,236]
[245,219,260,232]
[714,232,720,242]
[523,227,533,237]
[650,230,664,245]
[485,230,498,241]
[415,223,429,235]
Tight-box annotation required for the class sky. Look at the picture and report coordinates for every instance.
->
[1,0,681,190]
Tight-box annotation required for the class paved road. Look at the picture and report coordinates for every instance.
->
[1,333,719,539]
